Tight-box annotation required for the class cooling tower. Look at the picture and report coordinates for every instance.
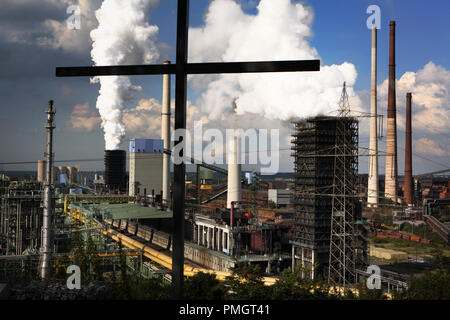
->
[404,93,413,205]
[384,21,398,203]
[367,27,379,207]
[104,150,126,192]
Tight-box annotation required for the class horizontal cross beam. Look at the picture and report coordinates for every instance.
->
[56,60,320,77]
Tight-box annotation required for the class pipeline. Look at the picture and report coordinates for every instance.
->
[64,202,402,297]
[64,202,277,284]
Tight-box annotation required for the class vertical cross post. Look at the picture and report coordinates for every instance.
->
[172,0,189,300]
[55,0,320,297]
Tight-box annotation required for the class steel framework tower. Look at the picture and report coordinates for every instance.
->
[328,83,359,290]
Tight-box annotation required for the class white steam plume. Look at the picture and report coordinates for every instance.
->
[189,0,359,120]
[90,0,159,150]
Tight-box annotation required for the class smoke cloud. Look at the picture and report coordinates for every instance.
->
[189,0,359,121]
[90,0,159,150]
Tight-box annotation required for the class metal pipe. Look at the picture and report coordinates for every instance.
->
[162,60,171,203]
[368,27,379,207]
[40,100,55,279]
[404,93,413,205]
[385,21,398,203]
[230,201,235,228]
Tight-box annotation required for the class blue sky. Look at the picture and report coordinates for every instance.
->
[0,0,449,175]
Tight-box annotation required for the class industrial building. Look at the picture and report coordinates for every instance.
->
[128,139,164,197]
[0,182,43,255]
[290,117,347,279]
[268,189,292,206]
[290,88,368,285]
[37,161,80,185]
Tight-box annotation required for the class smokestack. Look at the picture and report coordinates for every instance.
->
[368,27,379,207]
[162,60,171,203]
[404,93,414,205]
[40,100,55,280]
[227,101,241,209]
[226,135,241,209]
[385,21,398,203]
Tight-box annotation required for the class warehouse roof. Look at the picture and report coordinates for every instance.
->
[92,203,172,220]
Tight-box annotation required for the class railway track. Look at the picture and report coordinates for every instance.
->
[423,215,449,244]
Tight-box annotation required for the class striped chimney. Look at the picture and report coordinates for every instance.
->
[384,21,398,203]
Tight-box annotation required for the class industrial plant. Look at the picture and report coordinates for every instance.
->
[0,17,449,301]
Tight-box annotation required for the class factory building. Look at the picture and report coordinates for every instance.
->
[0,182,43,255]
[37,161,80,185]
[129,139,164,197]
[268,189,292,207]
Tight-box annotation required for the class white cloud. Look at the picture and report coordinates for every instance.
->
[1,0,102,54]
[414,138,449,157]
[376,62,450,134]
[69,103,101,132]
[357,62,450,173]
[188,0,360,121]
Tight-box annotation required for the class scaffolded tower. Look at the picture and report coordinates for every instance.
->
[291,83,366,284]
[291,117,338,279]
[327,83,360,289]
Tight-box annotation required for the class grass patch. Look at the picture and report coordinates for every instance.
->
[370,236,450,259]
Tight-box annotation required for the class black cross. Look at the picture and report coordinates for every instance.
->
[56,0,320,299]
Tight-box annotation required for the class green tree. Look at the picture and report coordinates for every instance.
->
[113,240,131,299]
[225,263,272,300]
[184,272,227,300]
[355,282,387,300]
[398,269,450,300]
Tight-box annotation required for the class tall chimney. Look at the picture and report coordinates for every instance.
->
[227,101,241,209]
[404,93,413,205]
[226,135,241,209]
[385,21,398,203]
[162,60,171,203]
[367,27,379,207]
[40,100,55,280]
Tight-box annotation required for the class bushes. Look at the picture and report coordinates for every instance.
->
[184,272,226,300]
[396,269,450,300]
[225,263,272,300]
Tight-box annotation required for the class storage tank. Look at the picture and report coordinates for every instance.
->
[104,150,126,192]
[37,160,46,182]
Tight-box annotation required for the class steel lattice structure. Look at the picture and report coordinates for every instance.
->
[328,83,359,289]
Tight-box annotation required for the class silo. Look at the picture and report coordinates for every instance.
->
[37,160,46,182]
